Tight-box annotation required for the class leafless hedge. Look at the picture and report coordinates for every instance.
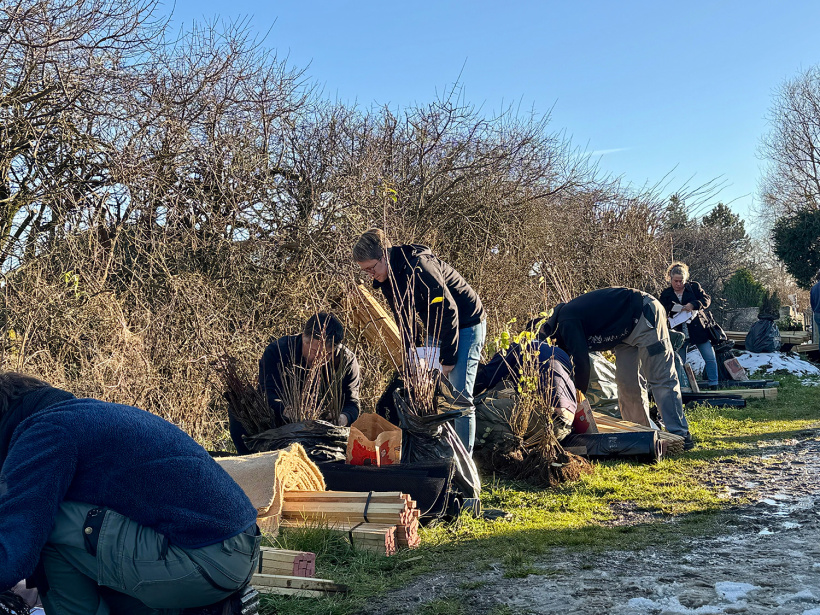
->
[2,0,685,446]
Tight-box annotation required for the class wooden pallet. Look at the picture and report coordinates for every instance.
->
[726,330,810,350]
[720,387,779,399]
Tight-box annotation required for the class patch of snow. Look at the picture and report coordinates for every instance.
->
[686,347,706,376]
[626,596,724,614]
[716,581,760,602]
[802,608,820,615]
[626,597,660,609]
[813,563,820,569]
[801,376,820,387]
[735,351,820,376]
[782,522,802,529]
[759,528,775,535]
[777,589,817,604]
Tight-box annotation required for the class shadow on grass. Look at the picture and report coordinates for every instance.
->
[262,485,745,615]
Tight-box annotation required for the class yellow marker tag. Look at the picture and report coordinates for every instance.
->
[431,297,444,304]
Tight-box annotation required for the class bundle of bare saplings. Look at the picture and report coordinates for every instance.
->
[213,354,349,463]
[472,338,592,488]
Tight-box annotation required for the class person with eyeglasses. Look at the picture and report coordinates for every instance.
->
[352,228,486,453]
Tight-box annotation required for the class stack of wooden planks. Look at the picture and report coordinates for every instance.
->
[280,490,420,555]
[252,547,351,598]
[257,547,315,577]
[592,411,686,455]
[348,284,404,367]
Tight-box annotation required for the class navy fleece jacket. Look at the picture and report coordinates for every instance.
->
[0,388,257,591]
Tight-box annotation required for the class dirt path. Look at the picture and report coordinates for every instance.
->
[360,431,820,615]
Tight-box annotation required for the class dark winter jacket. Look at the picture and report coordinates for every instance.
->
[658,282,712,344]
[258,335,361,426]
[539,287,645,394]
[374,244,485,366]
[0,386,257,592]
[473,341,577,412]
[811,281,820,316]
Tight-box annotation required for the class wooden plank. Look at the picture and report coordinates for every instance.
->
[282,502,406,514]
[284,491,407,504]
[592,412,685,443]
[797,343,819,353]
[721,388,778,399]
[285,490,405,498]
[279,519,397,531]
[251,574,349,594]
[255,586,329,598]
[348,284,404,367]
[683,363,700,393]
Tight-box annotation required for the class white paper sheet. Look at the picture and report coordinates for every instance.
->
[669,309,697,328]
[413,346,442,371]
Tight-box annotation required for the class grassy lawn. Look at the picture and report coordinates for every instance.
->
[261,374,820,615]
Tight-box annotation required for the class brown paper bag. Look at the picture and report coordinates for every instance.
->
[346,413,402,466]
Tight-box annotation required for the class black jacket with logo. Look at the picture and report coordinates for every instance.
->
[540,287,645,394]
[374,244,485,366]
[658,282,711,344]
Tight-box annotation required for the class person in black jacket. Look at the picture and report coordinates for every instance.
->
[353,228,486,452]
[537,287,693,447]
[228,313,361,455]
[658,262,719,388]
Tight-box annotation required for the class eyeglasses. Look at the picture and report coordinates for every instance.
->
[360,259,382,275]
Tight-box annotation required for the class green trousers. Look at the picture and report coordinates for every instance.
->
[39,501,260,615]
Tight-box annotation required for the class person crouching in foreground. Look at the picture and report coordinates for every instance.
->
[0,372,260,614]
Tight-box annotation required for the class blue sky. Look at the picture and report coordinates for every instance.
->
[167,1,820,224]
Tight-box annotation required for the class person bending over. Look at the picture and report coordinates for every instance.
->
[537,287,694,449]
[353,228,486,453]
[0,371,260,614]
[474,337,577,441]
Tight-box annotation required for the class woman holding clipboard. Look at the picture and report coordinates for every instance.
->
[659,262,719,389]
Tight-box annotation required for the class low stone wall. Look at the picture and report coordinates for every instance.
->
[716,307,760,332]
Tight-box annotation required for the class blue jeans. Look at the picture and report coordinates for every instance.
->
[429,320,486,453]
[679,341,719,386]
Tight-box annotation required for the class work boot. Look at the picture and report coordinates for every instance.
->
[683,433,696,451]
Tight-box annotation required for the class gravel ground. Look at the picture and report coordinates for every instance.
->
[359,431,820,615]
